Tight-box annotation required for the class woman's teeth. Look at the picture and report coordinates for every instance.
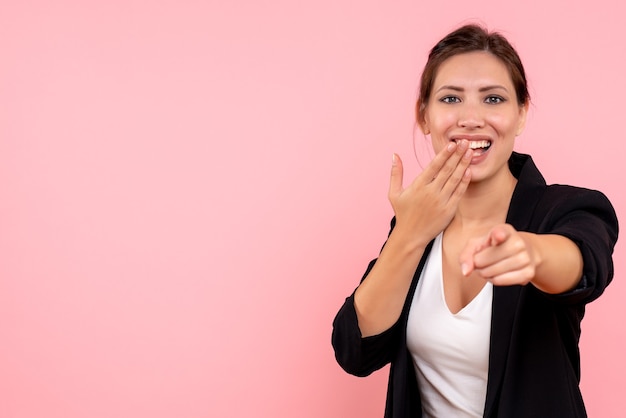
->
[453,139,491,150]
[468,140,491,150]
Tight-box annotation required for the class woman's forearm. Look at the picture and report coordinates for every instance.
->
[522,232,584,294]
[354,231,428,337]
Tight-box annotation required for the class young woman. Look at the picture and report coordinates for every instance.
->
[332,24,618,418]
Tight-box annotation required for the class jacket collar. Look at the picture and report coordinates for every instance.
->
[505,152,547,231]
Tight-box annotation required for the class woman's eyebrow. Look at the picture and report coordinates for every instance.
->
[435,85,463,93]
[478,85,509,92]
[435,85,509,93]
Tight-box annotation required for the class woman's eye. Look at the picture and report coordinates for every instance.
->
[440,96,460,104]
[485,96,505,104]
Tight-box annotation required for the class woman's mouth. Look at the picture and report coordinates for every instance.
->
[453,139,492,155]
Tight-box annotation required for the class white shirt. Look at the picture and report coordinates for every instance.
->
[406,233,493,418]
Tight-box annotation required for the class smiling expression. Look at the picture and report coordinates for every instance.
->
[420,51,529,183]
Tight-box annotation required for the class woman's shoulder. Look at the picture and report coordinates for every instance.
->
[540,178,616,218]
[544,183,612,202]
[512,152,616,211]
[510,153,618,236]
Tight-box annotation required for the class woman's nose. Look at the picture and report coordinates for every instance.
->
[457,103,485,129]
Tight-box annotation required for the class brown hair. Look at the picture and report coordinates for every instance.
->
[416,24,530,126]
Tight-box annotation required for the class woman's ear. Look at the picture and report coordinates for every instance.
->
[516,102,529,136]
[417,109,430,135]
[416,103,430,135]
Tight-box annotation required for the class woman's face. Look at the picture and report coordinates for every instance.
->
[421,51,528,183]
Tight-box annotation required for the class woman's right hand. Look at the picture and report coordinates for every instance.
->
[389,140,473,246]
[353,140,473,337]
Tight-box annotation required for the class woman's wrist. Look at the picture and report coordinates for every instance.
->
[385,227,431,259]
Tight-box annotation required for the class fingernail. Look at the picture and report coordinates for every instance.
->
[461,263,470,276]
[447,142,456,152]
[392,153,397,166]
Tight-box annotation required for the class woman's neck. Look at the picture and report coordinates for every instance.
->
[450,169,517,232]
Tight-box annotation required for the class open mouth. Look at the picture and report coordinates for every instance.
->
[453,139,492,154]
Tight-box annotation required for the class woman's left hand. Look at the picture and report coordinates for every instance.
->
[459,224,538,286]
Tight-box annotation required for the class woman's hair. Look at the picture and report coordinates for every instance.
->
[416,24,530,126]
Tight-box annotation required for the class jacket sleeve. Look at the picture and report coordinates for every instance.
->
[331,283,402,377]
[331,218,404,377]
[535,186,619,305]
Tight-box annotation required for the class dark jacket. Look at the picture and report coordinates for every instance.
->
[332,153,618,418]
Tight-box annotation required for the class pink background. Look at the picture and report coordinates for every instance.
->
[1,1,625,417]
